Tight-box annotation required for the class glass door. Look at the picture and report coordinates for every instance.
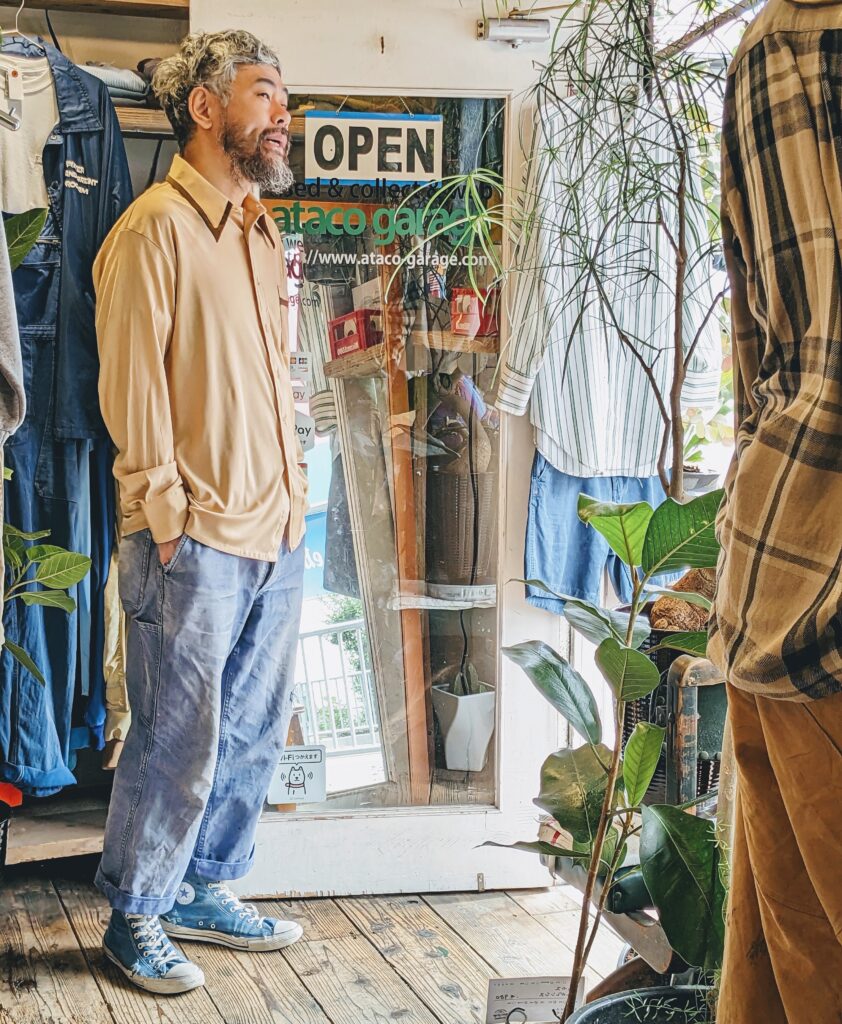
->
[241,94,556,895]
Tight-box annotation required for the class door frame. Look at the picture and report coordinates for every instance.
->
[238,89,567,897]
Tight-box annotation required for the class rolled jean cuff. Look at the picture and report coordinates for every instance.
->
[95,865,179,915]
[188,852,255,882]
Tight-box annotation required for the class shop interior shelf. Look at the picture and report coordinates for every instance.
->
[117,108,307,140]
[410,329,499,354]
[325,330,499,379]
[324,345,388,379]
[116,107,173,138]
[6,793,109,865]
[389,587,497,611]
[19,0,189,17]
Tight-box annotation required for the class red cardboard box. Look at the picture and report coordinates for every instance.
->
[328,309,383,360]
[451,287,500,338]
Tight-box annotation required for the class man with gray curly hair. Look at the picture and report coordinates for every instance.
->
[92,29,307,994]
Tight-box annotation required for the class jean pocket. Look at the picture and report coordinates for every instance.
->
[135,620,163,726]
[161,534,189,575]
[118,531,153,619]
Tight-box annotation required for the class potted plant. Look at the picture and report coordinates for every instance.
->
[491,488,726,1020]
[431,660,496,772]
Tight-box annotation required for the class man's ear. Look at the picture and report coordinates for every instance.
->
[187,85,218,132]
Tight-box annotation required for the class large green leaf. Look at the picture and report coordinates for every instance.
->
[3,534,25,570]
[578,496,655,567]
[641,489,724,576]
[572,826,626,874]
[623,723,666,806]
[647,631,709,657]
[534,744,612,845]
[21,590,76,613]
[34,552,92,590]
[595,637,661,701]
[4,524,51,541]
[482,840,586,860]
[504,640,602,744]
[26,544,68,563]
[523,580,649,649]
[6,209,48,270]
[4,639,46,686]
[640,805,726,970]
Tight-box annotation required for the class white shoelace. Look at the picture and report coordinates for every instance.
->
[208,882,265,927]
[126,915,180,970]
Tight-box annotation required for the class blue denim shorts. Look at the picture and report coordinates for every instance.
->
[525,452,669,613]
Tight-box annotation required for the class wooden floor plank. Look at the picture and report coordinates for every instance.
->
[53,879,223,1024]
[506,888,625,980]
[0,875,114,1024]
[423,891,603,983]
[178,897,331,1024]
[268,899,441,1024]
[339,894,494,1024]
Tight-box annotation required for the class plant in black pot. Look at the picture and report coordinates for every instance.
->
[490,488,726,1021]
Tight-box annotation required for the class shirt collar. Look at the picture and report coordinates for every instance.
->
[1,35,103,133]
[166,154,277,248]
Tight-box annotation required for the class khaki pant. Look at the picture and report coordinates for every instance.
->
[718,684,842,1023]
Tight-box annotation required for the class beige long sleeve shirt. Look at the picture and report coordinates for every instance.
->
[94,154,307,561]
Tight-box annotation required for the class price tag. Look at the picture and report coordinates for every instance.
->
[486,978,584,1023]
[267,746,327,804]
[5,69,23,121]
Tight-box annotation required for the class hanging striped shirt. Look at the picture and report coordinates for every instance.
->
[497,99,721,478]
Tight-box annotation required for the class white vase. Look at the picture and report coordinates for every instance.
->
[431,684,496,772]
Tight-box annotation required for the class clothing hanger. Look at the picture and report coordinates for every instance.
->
[0,0,49,131]
[0,0,48,56]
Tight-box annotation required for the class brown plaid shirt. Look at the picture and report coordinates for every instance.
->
[709,0,842,700]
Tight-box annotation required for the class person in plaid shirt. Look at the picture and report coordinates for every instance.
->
[712,0,842,1018]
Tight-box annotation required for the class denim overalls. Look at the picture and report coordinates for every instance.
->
[0,38,132,795]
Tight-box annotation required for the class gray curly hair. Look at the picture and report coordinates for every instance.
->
[152,30,283,151]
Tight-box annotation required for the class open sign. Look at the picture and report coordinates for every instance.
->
[305,111,443,184]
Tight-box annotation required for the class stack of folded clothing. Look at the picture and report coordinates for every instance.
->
[78,58,165,108]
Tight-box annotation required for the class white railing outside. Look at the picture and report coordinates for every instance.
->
[294,618,381,755]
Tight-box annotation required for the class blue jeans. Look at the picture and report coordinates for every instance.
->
[525,453,671,612]
[95,530,304,915]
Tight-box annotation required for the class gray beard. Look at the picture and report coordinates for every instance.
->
[221,120,294,194]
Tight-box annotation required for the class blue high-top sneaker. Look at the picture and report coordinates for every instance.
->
[103,910,205,994]
[160,874,304,951]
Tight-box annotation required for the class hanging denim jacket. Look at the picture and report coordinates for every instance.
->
[2,36,132,440]
[0,37,131,795]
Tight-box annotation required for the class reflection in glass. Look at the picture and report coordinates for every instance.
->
[264,95,505,814]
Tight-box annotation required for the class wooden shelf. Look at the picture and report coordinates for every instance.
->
[324,344,388,380]
[116,106,172,138]
[410,329,499,354]
[14,0,189,17]
[325,329,499,379]
[6,794,108,865]
[116,109,307,141]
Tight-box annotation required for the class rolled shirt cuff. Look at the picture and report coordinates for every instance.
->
[120,461,189,543]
